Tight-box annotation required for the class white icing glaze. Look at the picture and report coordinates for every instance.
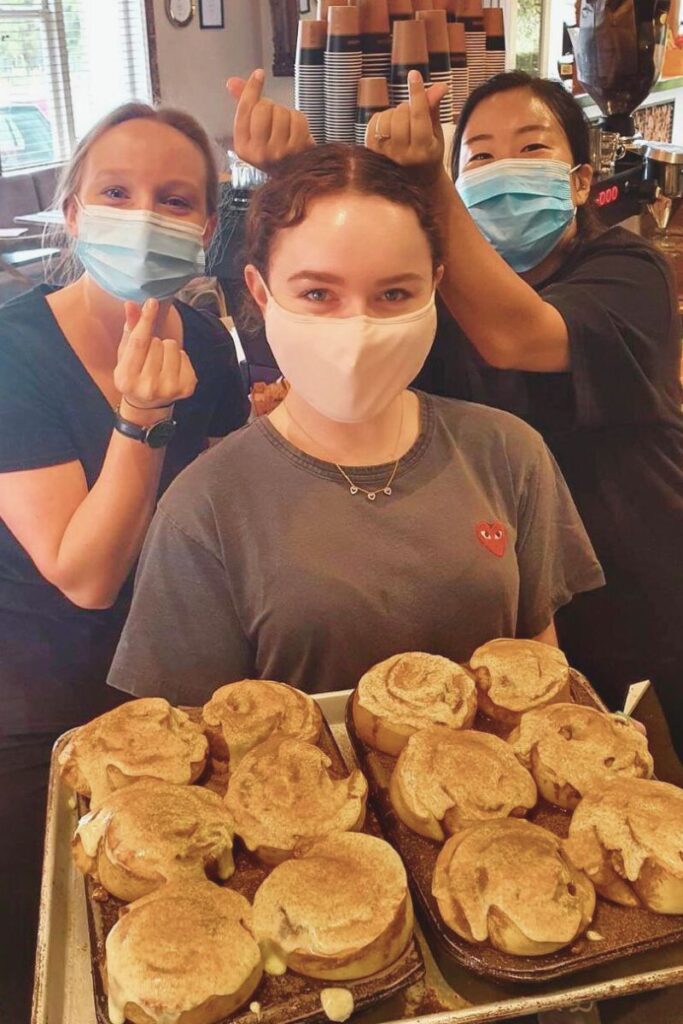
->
[321,988,355,1022]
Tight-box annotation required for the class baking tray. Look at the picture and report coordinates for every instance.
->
[77,712,425,1024]
[33,689,683,1024]
[345,673,683,985]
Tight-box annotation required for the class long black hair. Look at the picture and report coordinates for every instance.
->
[452,71,601,240]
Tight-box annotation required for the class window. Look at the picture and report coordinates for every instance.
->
[0,0,152,174]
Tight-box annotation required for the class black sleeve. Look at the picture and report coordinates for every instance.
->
[0,323,78,473]
[182,307,249,437]
[541,234,682,429]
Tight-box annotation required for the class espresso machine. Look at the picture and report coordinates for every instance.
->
[572,0,683,235]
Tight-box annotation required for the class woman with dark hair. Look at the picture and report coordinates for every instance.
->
[0,103,248,1017]
[107,140,602,717]
[229,69,683,759]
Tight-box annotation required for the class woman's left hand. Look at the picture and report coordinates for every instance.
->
[366,71,448,184]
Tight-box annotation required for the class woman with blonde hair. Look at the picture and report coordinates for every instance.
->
[0,102,247,1016]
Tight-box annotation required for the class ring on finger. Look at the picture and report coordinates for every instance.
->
[374,115,391,142]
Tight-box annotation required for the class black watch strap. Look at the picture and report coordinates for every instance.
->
[114,410,177,449]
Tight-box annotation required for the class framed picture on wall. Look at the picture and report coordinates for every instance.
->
[633,101,675,144]
[199,0,224,29]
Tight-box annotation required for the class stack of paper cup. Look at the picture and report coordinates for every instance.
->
[388,0,413,27]
[390,18,430,107]
[355,76,390,144]
[448,21,468,117]
[325,6,363,142]
[295,20,326,144]
[483,8,506,79]
[358,0,392,81]
[455,0,486,92]
[417,10,453,124]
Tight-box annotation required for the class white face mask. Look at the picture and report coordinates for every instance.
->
[261,283,438,423]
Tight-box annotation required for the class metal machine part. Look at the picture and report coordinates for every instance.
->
[569,1,682,226]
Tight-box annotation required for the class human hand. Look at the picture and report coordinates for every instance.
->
[227,69,315,172]
[366,70,447,184]
[114,299,197,415]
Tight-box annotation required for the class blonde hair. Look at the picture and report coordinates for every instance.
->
[48,102,219,284]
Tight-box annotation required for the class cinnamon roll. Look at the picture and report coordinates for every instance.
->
[58,698,208,809]
[389,726,537,840]
[469,638,572,727]
[565,777,683,914]
[105,880,262,1024]
[201,679,322,766]
[72,779,235,902]
[433,818,595,956]
[509,703,654,810]
[352,652,477,756]
[253,832,413,980]
[224,737,367,864]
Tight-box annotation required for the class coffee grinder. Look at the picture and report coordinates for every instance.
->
[572,0,683,241]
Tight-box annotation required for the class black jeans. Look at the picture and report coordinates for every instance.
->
[0,732,59,1023]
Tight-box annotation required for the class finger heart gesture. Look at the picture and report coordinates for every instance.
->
[114,299,197,411]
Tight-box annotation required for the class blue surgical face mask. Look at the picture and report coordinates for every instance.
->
[74,201,206,302]
[456,158,580,273]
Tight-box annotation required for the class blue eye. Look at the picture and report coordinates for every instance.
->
[102,187,127,200]
[303,289,329,302]
[382,288,410,302]
[164,195,191,209]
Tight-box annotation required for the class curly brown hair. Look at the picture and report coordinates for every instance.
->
[245,143,443,284]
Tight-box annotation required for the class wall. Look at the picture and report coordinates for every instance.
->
[151,0,294,151]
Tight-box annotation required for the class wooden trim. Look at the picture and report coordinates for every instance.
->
[269,0,298,77]
[144,0,162,104]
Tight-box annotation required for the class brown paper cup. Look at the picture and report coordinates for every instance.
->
[318,0,353,20]
[388,0,413,18]
[411,0,434,11]
[298,19,327,51]
[327,4,361,36]
[357,0,390,34]
[357,76,390,107]
[391,18,429,65]
[416,9,449,53]
[447,21,466,53]
[483,8,504,37]
[454,0,483,17]
[433,0,456,15]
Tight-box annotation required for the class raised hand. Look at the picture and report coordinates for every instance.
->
[114,299,197,411]
[227,69,315,172]
[367,71,447,183]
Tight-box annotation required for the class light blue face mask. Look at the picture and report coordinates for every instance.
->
[456,158,580,273]
[74,201,206,302]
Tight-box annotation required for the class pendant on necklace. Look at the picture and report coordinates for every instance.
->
[349,486,359,495]
[367,492,376,501]
[383,487,392,496]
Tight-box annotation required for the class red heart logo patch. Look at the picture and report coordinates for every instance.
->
[476,521,507,558]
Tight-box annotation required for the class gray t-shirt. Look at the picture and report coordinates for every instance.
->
[108,392,604,703]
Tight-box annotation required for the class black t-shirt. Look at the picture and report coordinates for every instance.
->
[416,227,683,715]
[0,285,249,734]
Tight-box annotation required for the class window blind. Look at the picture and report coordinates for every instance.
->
[0,0,152,174]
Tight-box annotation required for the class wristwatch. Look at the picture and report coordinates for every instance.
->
[114,409,177,449]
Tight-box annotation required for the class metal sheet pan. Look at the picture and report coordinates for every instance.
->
[344,676,683,984]
[33,689,683,1024]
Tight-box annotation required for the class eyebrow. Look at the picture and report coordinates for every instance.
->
[287,271,425,285]
[464,123,552,145]
[91,170,200,193]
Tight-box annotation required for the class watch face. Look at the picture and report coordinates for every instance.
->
[147,419,177,449]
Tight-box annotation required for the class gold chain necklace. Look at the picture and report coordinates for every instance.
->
[283,397,404,502]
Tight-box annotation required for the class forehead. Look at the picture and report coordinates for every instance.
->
[464,88,567,143]
[82,118,207,184]
[270,192,431,268]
